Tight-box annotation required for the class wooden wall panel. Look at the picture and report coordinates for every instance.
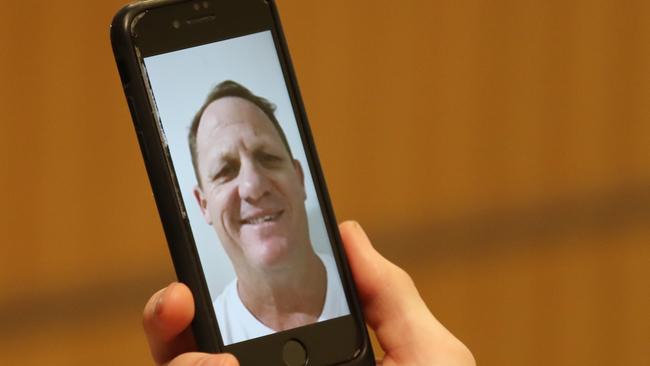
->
[0,1,648,365]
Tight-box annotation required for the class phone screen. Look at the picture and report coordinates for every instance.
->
[141,30,351,346]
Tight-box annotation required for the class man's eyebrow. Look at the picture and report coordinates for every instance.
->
[251,138,284,152]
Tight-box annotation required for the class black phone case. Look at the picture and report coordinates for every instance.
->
[110,1,375,365]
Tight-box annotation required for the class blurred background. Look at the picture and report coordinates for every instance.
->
[1,0,648,365]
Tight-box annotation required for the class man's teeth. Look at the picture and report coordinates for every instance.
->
[246,214,278,225]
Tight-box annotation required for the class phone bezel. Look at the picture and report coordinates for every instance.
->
[110,1,374,364]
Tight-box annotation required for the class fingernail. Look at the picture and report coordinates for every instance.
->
[353,221,368,238]
[348,220,364,234]
[202,354,237,366]
[155,282,176,317]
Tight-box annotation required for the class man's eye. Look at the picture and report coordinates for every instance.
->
[212,164,238,183]
[259,152,282,165]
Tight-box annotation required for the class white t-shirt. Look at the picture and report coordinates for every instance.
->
[214,253,350,345]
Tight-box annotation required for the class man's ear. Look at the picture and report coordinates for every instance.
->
[193,185,212,225]
[293,159,306,200]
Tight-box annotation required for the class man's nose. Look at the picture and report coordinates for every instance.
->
[238,161,270,202]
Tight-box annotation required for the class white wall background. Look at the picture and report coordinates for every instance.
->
[143,31,332,300]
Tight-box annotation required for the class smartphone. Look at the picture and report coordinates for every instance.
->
[110,1,374,365]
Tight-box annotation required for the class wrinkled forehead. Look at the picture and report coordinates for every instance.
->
[196,96,282,148]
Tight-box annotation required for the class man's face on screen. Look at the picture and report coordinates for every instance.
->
[193,97,309,271]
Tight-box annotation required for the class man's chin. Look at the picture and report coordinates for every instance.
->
[242,237,293,270]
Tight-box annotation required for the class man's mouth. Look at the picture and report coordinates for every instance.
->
[241,210,283,225]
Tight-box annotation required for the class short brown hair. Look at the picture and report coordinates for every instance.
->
[188,80,293,185]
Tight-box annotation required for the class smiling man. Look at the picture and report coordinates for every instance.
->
[188,80,349,345]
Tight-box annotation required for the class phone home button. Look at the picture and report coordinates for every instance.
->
[282,339,307,366]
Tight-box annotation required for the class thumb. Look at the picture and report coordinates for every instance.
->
[339,221,429,336]
[164,352,239,366]
[339,221,474,366]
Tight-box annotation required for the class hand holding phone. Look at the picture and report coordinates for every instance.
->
[111,1,474,364]
[143,222,476,366]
